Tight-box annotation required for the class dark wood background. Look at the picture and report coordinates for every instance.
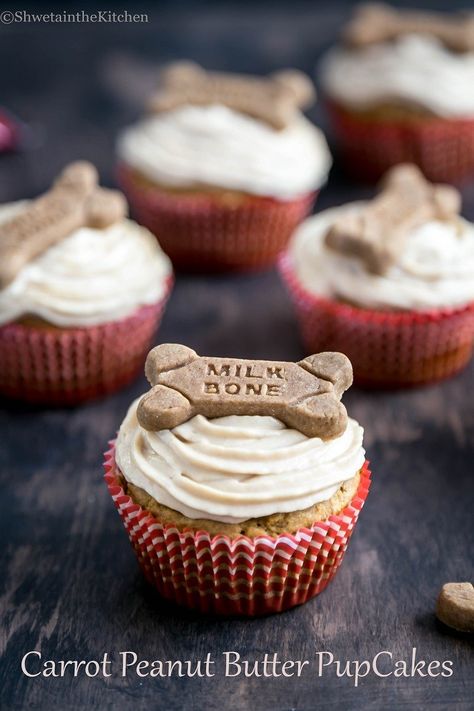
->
[0,1,473,709]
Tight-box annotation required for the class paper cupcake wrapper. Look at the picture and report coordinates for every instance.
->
[118,164,316,272]
[104,443,371,616]
[279,253,474,387]
[327,100,474,184]
[0,280,172,404]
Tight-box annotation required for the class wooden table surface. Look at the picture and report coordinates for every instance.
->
[0,2,473,709]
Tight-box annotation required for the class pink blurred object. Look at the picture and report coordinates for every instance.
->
[0,109,21,152]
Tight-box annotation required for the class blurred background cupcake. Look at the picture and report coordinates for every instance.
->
[0,161,173,404]
[319,3,474,183]
[117,61,331,272]
[280,164,474,387]
[105,344,370,616]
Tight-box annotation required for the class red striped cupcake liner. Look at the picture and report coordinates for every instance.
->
[279,253,474,387]
[117,164,316,272]
[327,100,474,184]
[0,278,172,405]
[104,443,371,616]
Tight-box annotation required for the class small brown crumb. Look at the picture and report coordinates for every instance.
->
[436,582,474,633]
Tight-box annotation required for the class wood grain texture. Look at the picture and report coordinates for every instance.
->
[0,1,473,709]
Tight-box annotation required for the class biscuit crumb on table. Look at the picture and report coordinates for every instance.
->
[436,582,474,633]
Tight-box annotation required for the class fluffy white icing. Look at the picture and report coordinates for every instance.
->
[289,203,474,311]
[117,104,332,200]
[0,203,172,327]
[321,35,474,118]
[115,399,365,524]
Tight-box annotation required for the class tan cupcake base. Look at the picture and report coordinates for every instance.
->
[326,98,474,183]
[120,469,361,538]
[338,102,435,123]
[13,315,62,329]
[123,168,257,207]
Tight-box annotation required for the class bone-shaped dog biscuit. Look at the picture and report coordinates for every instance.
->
[325,164,461,275]
[344,3,474,53]
[137,344,353,440]
[0,161,127,288]
[149,61,316,130]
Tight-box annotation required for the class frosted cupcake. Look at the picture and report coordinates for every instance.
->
[117,61,331,271]
[0,162,173,404]
[320,3,474,183]
[104,344,370,616]
[280,164,474,386]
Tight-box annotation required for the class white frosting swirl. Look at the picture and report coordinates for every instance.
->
[115,398,365,524]
[289,204,474,311]
[321,35,474,117]
[0,203,172,327]
[117,105,332,200]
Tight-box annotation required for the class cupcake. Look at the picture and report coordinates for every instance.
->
[280,164,474,387]
[117,61,331,272]
[0,161,173,404]
[320,3,474,183]
[104,343,370,616]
